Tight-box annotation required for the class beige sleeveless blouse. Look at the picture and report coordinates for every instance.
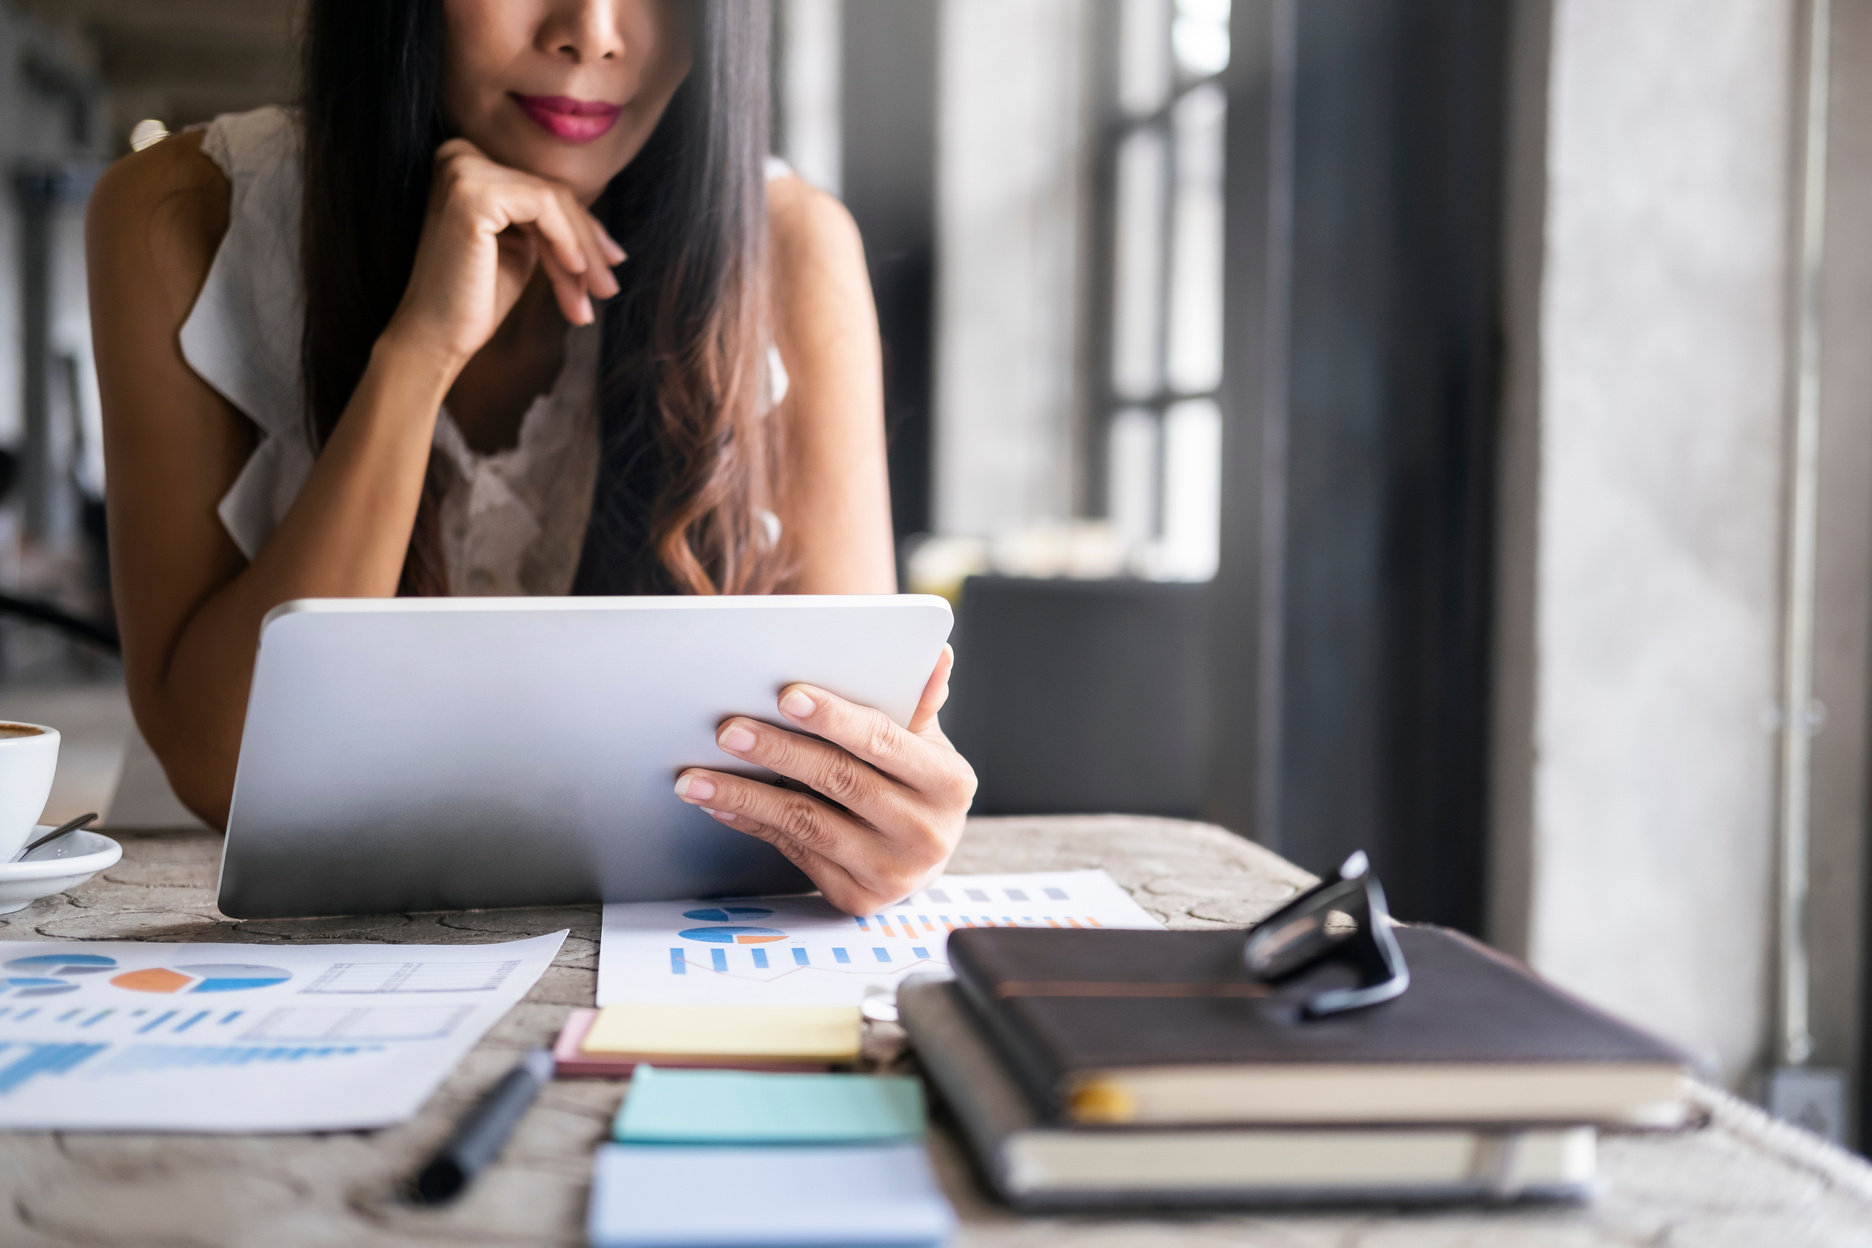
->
[179,106,787,596]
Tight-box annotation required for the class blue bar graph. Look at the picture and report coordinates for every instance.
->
[912,947,929,959]
[0,1041,107,1096]
[710,950,727,972]
[669,949,687,975]
[81,1010,112,1028]
[751,949,769,969]
[95,1043,375,1077]
[873,948,890,963]
[927,889,950,903]
[1045,887,1068,900]
[965,889,989,902]
[175,1010,211,1034]
[791,948,809,966]
[1007,889,1029,901]
[220,1011,242,1025]
[833,948,851,964]
[137,1011,177,1035]
[855,917,870,930]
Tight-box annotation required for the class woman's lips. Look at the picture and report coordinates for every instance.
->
[512,93,623,143]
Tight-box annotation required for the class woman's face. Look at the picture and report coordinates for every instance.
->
[440,0,692,205]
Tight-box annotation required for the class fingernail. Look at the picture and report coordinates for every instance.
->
[780,689,816,718]
[578,295,594,324]
[718,723,757,753]
[705,808,736,823]
[674,773,715,802]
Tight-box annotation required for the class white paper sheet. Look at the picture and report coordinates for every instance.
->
[598,870,1162,1008]
[0,931,565,1132]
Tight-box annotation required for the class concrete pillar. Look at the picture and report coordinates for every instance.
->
[775,0,842,196]
[1493,0,1796,1087]
[932,0,1089,537]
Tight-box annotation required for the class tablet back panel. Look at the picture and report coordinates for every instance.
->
[218,596,952,918]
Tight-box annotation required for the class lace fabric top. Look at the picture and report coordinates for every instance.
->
[179,106,788,596]
[431,324,601,595]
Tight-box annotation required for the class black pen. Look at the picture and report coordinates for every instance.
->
[413,1048,554,1203]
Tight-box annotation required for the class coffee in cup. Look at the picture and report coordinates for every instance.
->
[0,722,59,862]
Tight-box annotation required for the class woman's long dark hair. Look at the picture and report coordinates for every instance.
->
[301,0,785,596]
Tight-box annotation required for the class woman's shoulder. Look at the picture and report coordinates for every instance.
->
[766,173,867,303]
[87,130,231,319]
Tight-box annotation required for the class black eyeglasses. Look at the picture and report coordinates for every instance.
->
[1241,850,1409,1019]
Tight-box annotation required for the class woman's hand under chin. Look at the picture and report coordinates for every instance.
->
[673,646,977,915]
[384,138,624,372]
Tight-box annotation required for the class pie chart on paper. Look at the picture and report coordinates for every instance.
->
[110,963,292,994]
[0,977,80,997]
[682,907,775,922]
[678,926,787,945]
[2,953,119,997]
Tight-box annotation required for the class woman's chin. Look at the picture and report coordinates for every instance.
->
[461,121,634,205]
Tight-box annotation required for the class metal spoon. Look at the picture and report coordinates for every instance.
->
[13,813,98,863]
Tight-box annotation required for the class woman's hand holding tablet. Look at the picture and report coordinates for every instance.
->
[674,646,975,914]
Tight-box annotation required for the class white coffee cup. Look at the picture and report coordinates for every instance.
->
[0,722,59,862]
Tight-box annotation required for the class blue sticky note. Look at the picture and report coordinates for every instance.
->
[614,1065,925,1144]
[588,1143,954,1248]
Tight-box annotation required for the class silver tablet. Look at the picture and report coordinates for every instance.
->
[217,595,954,919]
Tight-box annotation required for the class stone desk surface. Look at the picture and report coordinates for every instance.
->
[3,816,1871,1248]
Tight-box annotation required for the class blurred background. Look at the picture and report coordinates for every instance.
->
[3,0,1870,1150]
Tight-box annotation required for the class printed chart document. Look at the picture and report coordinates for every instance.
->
[598,870,1161,1008]
[0,931,565,1132]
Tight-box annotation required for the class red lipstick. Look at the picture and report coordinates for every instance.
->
[512,94,623,143]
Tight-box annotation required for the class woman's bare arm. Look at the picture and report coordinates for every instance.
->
[766,175,896,594]
[90,136,448,825]
[90,135,620,827]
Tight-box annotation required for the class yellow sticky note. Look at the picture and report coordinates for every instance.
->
[581,1005,862,1062]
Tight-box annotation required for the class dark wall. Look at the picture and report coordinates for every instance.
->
[839,3,938,543]
[1214,0,1510,934]
[947,577,1212,820]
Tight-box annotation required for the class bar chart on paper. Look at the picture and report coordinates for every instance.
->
[599,870,1163,1007]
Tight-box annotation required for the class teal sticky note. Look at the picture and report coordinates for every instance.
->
[613,1065,926,1144]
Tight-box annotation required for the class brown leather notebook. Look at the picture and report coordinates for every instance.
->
[945,924,1690,1127]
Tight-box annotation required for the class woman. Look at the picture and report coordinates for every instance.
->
[86,0,974,915]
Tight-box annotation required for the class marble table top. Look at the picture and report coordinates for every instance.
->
[2,815,1870,1247]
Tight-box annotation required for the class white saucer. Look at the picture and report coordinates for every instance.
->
[0,828,122,915]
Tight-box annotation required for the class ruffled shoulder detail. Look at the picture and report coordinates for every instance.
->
[178,106,314,561]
